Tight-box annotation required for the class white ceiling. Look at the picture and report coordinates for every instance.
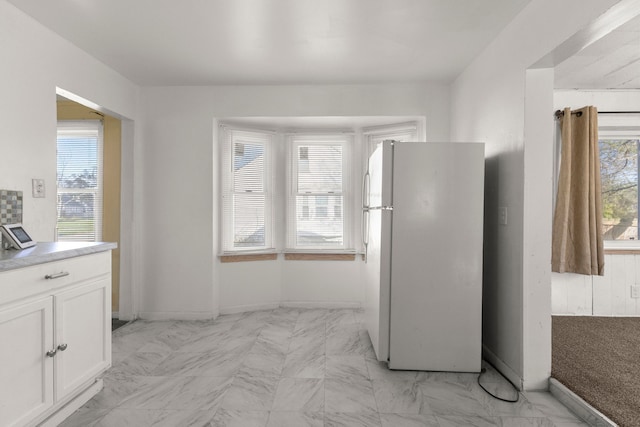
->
[555,14,640,89]
[8,0,531,86]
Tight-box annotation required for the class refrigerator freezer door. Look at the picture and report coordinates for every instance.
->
[388,142,484,372]
[367,141,393,209]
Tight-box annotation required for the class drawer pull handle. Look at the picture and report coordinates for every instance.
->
[44,271,70,280]
[57,343,68,351]
[46,349,57,357]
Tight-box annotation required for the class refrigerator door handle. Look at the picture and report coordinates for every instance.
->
[362,171,370,209]
[361,171,370,263]
[362,209,369,263]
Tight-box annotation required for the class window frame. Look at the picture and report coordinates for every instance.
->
[598,114,640,249]
[220,127,275,253]
[56,120,104,242]
[286,133,353,252]
[363,121,419,155]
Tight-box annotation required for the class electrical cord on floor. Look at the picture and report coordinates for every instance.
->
[477,363,520,403]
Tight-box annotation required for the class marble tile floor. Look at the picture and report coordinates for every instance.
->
[61,308,589,427]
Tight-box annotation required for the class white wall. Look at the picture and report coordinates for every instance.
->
[554,89,640,112]
[219,259,365,314]
[0,1,140,321]
[553,254,640,315]
[450,0,621,390]
[552,90,640,316]
[139,84,450,318]
[0,0,452,322]
[0,0,138,241]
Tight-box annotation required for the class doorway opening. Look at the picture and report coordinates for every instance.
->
[546,8,640,427]
[56,96,122,320]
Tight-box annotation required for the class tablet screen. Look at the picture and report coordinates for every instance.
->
[12,227,32,243]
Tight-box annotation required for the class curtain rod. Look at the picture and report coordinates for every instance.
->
[554,110,640,119]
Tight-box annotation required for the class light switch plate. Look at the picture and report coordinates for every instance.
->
[632,286,640,299]
[32,179,45,198]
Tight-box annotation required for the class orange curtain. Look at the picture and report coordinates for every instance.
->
[552,106,604,276]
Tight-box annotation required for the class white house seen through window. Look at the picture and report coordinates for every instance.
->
[288,136,350,250]
[221,129,273,252]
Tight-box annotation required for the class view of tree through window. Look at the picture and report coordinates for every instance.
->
[56,122,103,242]
[600,138,639,240]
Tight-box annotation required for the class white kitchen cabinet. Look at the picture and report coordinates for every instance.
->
[54,277,111,402]
[0,297,54,427]
[0,246,113,427]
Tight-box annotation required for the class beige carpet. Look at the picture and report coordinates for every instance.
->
[552,316,640,427]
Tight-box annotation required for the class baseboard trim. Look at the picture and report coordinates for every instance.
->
[219,302,280,315]
[137,311,217,321]
[482,344,523,390]
[549,378,616,427]
[138,302,364,319]
[280,301,362,309]
[38,379,103,427]
[218,301,362,315]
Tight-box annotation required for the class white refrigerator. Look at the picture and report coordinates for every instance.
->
[363,140,484,372]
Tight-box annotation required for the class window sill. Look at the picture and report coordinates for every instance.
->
[218,251,360,262]
[219,253,278,263]
[284,252,356,261]
[604,241,640,255]
[604,248,640,255]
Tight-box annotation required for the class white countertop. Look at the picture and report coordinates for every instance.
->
[0,242,117,272]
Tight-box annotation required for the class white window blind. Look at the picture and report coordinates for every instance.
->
[56,120,103,242]
[221,128,274,252]
[288,135,351,250]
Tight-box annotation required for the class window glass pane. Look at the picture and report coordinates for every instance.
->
[56,123,101,242]
[301,195,310,219]
[296,195,343,247]
[57,132,99,190]
[56,192,97,241]
[234,142,264,192]
[233,193,265,247]
[297,145,342,192]
[600,138,639,240]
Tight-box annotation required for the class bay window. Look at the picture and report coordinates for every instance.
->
[219,121,417,258]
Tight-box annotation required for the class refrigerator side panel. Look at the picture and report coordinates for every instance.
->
[381,141,394,208]
[388,142,484,372]
[363,208,392,362]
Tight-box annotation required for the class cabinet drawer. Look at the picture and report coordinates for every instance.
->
[0,252,111,307]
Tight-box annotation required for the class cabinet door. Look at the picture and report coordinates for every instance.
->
[54,278,111,401]
[0,297,54,427]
